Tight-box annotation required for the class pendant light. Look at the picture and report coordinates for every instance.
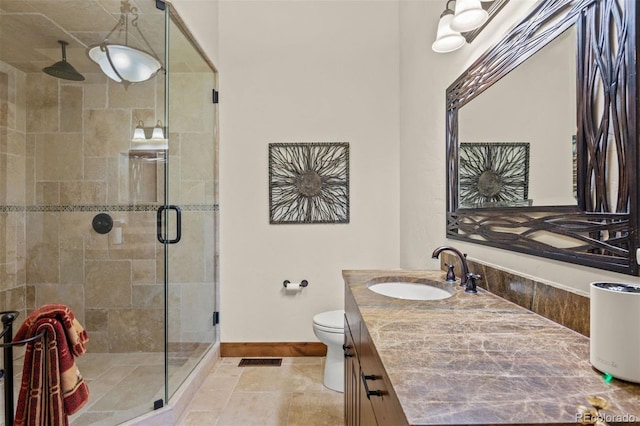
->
[432,1,466,53]
[88,0,162,88]
[450,0,489,33]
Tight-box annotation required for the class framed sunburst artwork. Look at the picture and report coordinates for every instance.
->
[269,142,349,224]
[458,142,530,208]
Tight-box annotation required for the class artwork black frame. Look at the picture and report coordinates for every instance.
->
[269,142,349,224]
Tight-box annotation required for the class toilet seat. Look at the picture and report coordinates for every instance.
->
[313,310,344,333]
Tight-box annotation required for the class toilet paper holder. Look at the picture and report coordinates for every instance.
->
[283,280,309,288]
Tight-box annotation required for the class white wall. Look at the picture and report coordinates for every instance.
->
[399,0,640,295]
[169,0,219,66]
[218,0,400,342]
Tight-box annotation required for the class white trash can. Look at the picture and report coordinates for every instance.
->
[590,282,640,383]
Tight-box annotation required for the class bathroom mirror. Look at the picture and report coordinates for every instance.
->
[446,0,639,275]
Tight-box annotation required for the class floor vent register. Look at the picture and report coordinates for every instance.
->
[238,358,283,367]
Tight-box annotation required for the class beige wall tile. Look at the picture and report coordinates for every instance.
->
[0,71,8,128]
[26,74,58,132]
[7,127,26,156]
[35,182,60,204]
[84,108,130,157]
[108,80,155,109]
[35,133,83,181]
[85,260,131,308]
[61,85,83,132]
[133,259,156,284]
[60,248,84,285]
[168,212,204,282]
[107,309,164,352]
[180,180,205,205]
[26,212,60,284]
[132,284,163,309]
[180,132,214,181]
[0,286,26,312]
[86,308,108,332]
[83,82,107,109]
[180,283,213,337]
[33,282,85,324]
[168,73,206,134]
[60,181,107,204]
[84,157,108,181]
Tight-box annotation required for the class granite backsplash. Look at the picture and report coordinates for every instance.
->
[441,253,590,336]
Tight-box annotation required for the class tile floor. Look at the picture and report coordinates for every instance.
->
[178,357,344,426]
[1,344,210,426]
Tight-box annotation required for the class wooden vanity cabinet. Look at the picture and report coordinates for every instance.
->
[345,286,408,426]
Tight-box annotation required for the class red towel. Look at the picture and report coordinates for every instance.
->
[13,304,90,426]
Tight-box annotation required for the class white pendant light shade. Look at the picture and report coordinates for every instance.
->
[88,44,161,85]
[432,10,466,53]
[450,0,489,33]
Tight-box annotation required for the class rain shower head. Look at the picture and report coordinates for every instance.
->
[43,40,85,81]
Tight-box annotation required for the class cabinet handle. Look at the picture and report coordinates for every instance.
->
[342,343,351,350]
[361,372,382,399]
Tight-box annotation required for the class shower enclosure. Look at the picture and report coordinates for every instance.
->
[0,0,218,423]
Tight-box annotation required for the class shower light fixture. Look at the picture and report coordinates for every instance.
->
[88,0,162,88]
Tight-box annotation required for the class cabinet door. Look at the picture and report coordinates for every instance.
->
[344,323,359,426]
[360,326,408,426]
[359,371,378,425]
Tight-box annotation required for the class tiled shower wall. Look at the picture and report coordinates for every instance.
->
[0,61,216,353]
[0,63,27,324]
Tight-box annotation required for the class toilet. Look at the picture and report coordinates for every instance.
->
[312,309,345,392]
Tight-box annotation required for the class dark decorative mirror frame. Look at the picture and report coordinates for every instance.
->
[446,0,639,275]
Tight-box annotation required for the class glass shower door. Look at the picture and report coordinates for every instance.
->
[164,5,218,399]
[0,0,171,423]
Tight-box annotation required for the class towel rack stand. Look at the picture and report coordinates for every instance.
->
[1,311,47,426]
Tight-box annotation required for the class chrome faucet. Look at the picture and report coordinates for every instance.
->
[431,246,475,292]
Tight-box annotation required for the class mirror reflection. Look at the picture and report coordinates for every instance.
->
[457,27,577,208]
[445,0,638,275]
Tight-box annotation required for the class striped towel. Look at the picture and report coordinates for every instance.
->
[13,304,89,426]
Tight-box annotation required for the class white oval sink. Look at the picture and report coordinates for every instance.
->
[368,282,453,301]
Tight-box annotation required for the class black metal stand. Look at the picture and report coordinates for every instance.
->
[0,311,47,426]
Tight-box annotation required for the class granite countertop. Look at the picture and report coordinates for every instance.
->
[344,269,640,425]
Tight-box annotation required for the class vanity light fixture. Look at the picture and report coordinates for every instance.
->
[132,120,146,141]
[87,0,162,88]
[433,0,502,53]
[130,120,167,151]
[432,1,466,53]
[151,120,165,140]
[450,0,489,33]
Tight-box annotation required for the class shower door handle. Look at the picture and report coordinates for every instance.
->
[157,205,182,244]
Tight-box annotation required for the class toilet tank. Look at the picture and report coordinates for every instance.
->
[590,282,640,384]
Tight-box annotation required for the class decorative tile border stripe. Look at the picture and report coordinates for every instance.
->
[0,204,219,213]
